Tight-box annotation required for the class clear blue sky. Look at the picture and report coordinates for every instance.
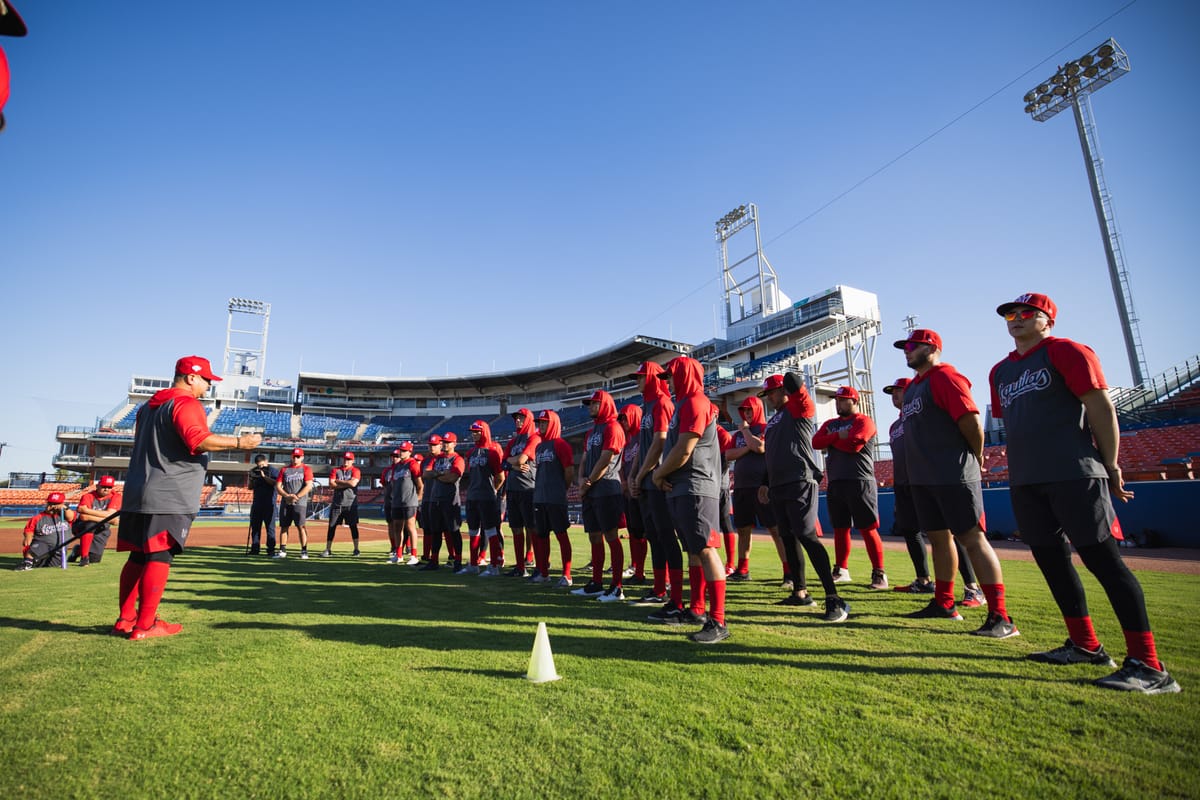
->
[2,0,1198,477]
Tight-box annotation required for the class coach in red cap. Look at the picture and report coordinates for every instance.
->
[894,331,1017,638]
[275,449,313,559]
[426,432,466,571]
[18,491,75,570]
[323,452,362,557]
[116,355,261,639]
[990,293,1179,693]
[73,475,122,566]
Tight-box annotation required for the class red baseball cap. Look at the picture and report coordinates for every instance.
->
[442,432,458,443]
[835,386,860,402]
[632,362,664,377]
[469,420,485,432]
[342,452,355,460]
[893,329,943,351]
[175,355,222,382]
[536,410,552,422]
[581,390,607,407]
[98,475,115,488]
[996,292,1057,321]
[427,434,443,445]
[757,374,785,397]
[398,441,414,452]
[292,448,305,457]
[882,377,911,395]
[47,492,65,505]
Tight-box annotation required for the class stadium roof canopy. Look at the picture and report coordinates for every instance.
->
[297,335,691,398]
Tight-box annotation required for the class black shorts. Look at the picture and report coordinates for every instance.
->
[534,503,570,536]
[892,484,919,535]
[507,490,535,529]
[1009,478,1117,549]
[329,506,359,528]
[117,511,194,554]
[769,480,819,541]
[624,496,645,537]
[731,487,776,529]
[826,479,880,529]
[667,494,722,555]
[279,502,307,529]
[639,487,675,542]
[911,483,985,537]
[466,499,501,531]
[433,501,461,535]
[582,492,623,533]
[389,505,418,521]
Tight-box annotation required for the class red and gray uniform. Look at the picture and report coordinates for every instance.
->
[763,386,821,489]
[582,395,625,498]
[389,459,421,510]
[731,397,775,529]
[380,464,394,513]
[533,411,574,537]
[813,412,879,529]
[465,432,503,504]
[889,417,919,534]
[429,453,464,505]
[74,489,123,560]
[278,466,313,508]
[26,511,71,565]
[504,409,540,493]
[901,365,981,486]
[331,465,361,508]
[989,337,1108,486]
[661,359,722,553]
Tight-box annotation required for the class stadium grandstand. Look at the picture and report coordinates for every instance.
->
[12,208,1199,538]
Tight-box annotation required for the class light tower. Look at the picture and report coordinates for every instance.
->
[224,298,271,380]
[1023,38,1149,386]
[715,203,784,330]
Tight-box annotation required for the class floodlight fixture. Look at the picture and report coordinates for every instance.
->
[1021,37,1148,386]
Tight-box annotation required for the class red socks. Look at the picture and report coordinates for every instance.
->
[135,561,171,630]
[981,583,1009,621]
[709,579,726,625]
[80,533,95,561]
[118,558,144,622]
[723,533,736,571]
[689,565,707,615]
[652,565,666,595]
[1124,630,1162,671]
[935,579,956,611]
[513,531,526,569]
[1064,616,1102,652]
[834,528,852,569]
[630,537,647,578]
[861,526,884,570]
[669,567,684,607]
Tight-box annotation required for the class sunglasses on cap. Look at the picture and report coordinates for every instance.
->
[903,342,930,353]
[1003,309,1044,321]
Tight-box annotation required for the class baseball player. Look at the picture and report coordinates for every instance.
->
[115,355,261,639]
[723,395,784,583]
[895,329,1016,638]
[432,433,467,572]
[323,452,362,557]
[572,390,627,601]
[990,293,1178,693]
[73,475,122,565]
[387,442,423,565]
[18,491,75,570]
[618,403,648,585]
[465,420,507,576]
[275,448,314,559]
[503,408,541,576]
[812,386,888,589]
[531,409,575,585]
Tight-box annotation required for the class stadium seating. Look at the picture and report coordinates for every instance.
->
[210,408,292,437]
[114,404,142,429]
[368,415,443,439]
[299,414,362,440]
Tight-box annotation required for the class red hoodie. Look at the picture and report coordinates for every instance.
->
[619,403,643,487]
[582,390,625,494]
[659,357,720,497]
[465,420,504,501]
[504,407,541,491]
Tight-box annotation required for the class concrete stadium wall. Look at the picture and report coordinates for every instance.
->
[820,480,1200,549]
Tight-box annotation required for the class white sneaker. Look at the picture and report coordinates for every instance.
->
[320,550,332,558]
[405,555,421,566]
[299,552,309,560]
[455,564,480,575]
[597,586,626,602]
[621,567,636,578]
[273,551,287,559]
[479,565,499,577]
[831,568,851,584]
[556,576,573,588]
[530,573,548,584]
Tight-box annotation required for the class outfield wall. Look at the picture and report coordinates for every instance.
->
[823,480,1200,549]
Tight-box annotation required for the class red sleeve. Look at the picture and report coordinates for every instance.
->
[1046,339,1108,397]
[108,492,123,511]
[448,455,465,477]
[786,384,815,419]
[24,515,39,535]
[929,366,978,421]
[600,422,624,454]
[352,467,362,481]
[523,433,542,459]
[832,415,876,453]
[171,396,212,454]
[554,439,575,467]
[487,446,503,473]
[812,420,837,449]
[677,397,716,436]
[716,426,734,452]
[988,361,1005,419]
[304,466,314,482]
[78,493,96,510]
[410,462,422,479]
[652,399,673,433]
[276,471,285,485]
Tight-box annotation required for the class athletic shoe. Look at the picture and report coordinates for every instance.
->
[388,554,399,564]
[972,614,1020,639]
[831,567,851,584]
[960,587,987,608]
[622,566,636,578]
[647,603,684,624]
[320,550,332,558]
[299,552,309,560]
[905,600,964,621]
[624,575,647,586]
[405,555,421,566]
[822,597,850,623]
[266,550,276,559]
[479,566,500,577]
[455,564,479,575]
[418,561,440,571]
[129,619,183,640]
[633,591,668,607]
[724,565,735,576]
[780,578,794,591]
[597,586,626,603]
[352,549,361,556]
[506,567,527,578]
[1028,639,1116,667]
[690,619,731,645]
[555,576,573,589]
[681,609,709,626]
[111,617,135,636]
[777,593,816,607]
[273,551,287,559]
[529,573,548,584]
[571,581,605,597]
[728,571,751,582]
[868,569,889,590]
[15,561,33,571]
[893,578,934,594]
[1094,658,1182,694]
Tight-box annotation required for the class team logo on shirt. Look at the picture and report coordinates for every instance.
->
[890,420,904,444]
[901,396,924,418]
[997,367,1052,409]
[536,447,558,466]
[468,450,491,469]
[765,410,784,431]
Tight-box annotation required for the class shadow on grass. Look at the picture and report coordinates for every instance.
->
[0,615,115,637]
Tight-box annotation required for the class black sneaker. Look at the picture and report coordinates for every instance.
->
[505,566,527,578]
[727,571,751,582]
[681,609,709,626]
[905,600,964,621]
[647,603,684,624]
[689,618,731,645]
[777,593,815,607]
[972,613,1020,639]
[822,597,850,623]
[1028,639,1116,667]
[624,574,647,586]
[352,549,361,557]
[417,561,440,571]
[1094,658,1182,694]
[570,581,606,597]
[631,592,668,607]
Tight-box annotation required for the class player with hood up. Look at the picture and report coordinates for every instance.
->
[504,407,541,576]
[724,395,785,582]
[571,389,627,601]
[652,357,730,644]
[465,420,507,576]
[531,409,576,585]
[618,403,649,584]
[418,435,449,570]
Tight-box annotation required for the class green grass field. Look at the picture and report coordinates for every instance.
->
[1,524,1196,800]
